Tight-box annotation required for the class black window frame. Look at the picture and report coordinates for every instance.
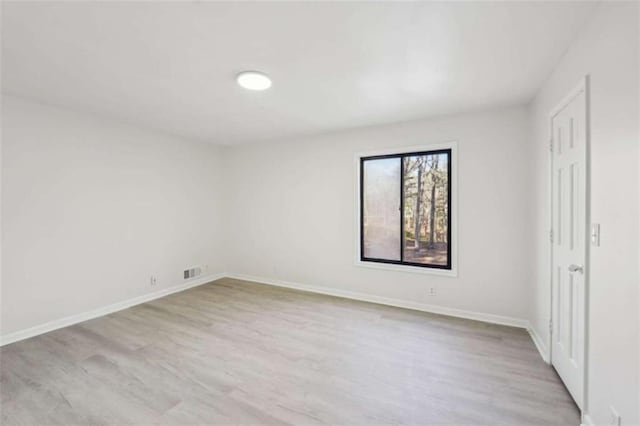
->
[359,148,452,270]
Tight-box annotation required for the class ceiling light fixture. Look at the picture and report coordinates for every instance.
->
[236,71,272,91]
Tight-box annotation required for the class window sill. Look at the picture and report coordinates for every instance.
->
[355,260,458,277]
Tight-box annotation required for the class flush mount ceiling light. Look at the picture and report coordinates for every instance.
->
[236,71,272,91]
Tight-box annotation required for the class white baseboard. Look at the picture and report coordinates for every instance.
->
[582,413,594,426]
[1,272,538,351]
[0,273,226,347]
[527,324,550,363]
[226,273,529,329]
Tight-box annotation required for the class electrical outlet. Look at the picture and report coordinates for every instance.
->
[609,406,620,426]
[428,286,437,296]
[150,275,157,286]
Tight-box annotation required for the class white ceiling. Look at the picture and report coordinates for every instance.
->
[1,1,597,145]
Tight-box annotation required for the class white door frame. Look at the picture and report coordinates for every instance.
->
[547,75,591,415]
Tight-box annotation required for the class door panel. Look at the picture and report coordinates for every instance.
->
[551,89,586,409]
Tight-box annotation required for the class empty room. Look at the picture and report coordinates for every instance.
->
[1,1,638,425]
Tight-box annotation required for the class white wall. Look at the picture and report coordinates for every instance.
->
[225,106,532,324]
[529,2,639,424]
[1,95,226,336]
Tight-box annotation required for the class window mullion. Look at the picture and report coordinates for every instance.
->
[400,155,404,263]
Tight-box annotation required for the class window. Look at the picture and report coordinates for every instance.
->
[359,147,453,271]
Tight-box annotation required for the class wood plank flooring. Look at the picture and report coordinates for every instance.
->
[1,278,579,425]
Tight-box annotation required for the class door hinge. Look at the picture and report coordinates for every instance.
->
[550,229,554,243]
[549,139,554,152]
[549,319,553,334]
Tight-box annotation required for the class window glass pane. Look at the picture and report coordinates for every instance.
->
[402,153,449,266]
[362,157,401,260]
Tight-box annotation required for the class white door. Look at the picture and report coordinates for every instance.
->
[551,86,587,409]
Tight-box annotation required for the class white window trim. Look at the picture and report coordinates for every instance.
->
[354,141,458,277]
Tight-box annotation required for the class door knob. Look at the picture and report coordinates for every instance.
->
[568,264,584,274]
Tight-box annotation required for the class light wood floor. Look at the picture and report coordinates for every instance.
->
[1,278,579,425]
